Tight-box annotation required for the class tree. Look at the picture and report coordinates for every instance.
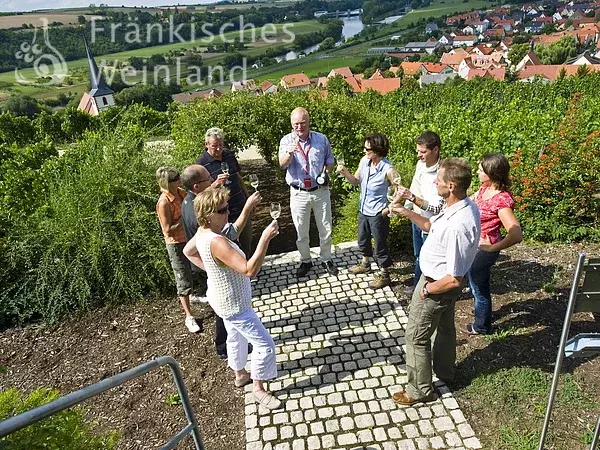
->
[395,66,404,79]
[507,43,529,67]
[78,15,86,24]
[326,75,352,96]
[541,24,557,34]
[2,94,40,118]
[114,84,173,111]
[319,37,336,51]
[363,67,375,79]
[576,64,590,78]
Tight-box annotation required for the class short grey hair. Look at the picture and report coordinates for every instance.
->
[205,127,224,142]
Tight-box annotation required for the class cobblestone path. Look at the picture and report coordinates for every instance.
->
[244,242,482,450]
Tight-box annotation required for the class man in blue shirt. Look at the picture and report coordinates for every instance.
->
[278,107,338,278]
[196,127,251,256]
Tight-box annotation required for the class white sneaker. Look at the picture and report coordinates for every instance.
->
[185,316,201,333]
[190,295,208,303]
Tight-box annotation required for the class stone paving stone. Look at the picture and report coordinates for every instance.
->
[243,244,481,449]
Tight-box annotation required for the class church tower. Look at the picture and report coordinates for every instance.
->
[77,34,115,115]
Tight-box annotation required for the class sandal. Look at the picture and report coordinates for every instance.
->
[234,375,252,388]
[254,391,282,410]
[466,323,485,335]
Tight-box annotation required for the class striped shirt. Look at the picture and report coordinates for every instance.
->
[419,197,481,280]
[407,159,444,219]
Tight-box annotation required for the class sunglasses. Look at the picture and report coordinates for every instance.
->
[216,205,229,215]
[363,147,373,152]
[168,174,180,183]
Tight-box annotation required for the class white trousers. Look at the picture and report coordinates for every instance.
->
[223,308,277,381]
[289,186,333,263]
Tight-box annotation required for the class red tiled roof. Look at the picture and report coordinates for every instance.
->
[344,76,362,93]
[466,66,506,80]
[518,64,600,81]
[369,69,385,80]
[400,61,423,76]
[441,52,468,67]
[329,66,354,78]
[260,80,274,90]
[361,78,401,94]
[281,73,310,88]
[421,63,451,73]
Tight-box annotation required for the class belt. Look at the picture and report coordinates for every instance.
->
[425,276,436,283]
[291,184,319,192]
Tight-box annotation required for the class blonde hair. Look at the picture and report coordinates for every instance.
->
[204,127,225,142]
[156,166,179,190]
[194,186,230,228]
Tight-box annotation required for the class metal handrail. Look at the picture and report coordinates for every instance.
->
[0,356,204,450]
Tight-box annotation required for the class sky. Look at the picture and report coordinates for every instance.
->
[0,0,217,13]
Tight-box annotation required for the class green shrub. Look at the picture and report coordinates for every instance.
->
[0,387,119,449]
[332,189,413,256]
[0,125,173,327]
[511,93,600,241]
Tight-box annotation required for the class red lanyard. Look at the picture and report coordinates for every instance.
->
[297,139,311,175]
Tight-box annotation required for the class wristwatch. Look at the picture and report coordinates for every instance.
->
[409,193,416,202]
[422,282,430,298]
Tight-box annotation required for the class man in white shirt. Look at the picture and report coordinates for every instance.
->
[396,131,444,292]
[390,158,480,406]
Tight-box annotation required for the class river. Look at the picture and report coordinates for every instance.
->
[274,16,366,62]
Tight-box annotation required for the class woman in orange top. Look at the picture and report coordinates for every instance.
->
[156,166,201,333]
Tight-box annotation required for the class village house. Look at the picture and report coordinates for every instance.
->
[280,73,311,91]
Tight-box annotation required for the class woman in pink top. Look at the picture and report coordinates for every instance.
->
[467,154,522,335]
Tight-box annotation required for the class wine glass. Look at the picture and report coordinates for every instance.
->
[249,174,259,191]
[270,202,281,220]
[221,161,229,176]
[387,186,397,217]
[337,154,345,179]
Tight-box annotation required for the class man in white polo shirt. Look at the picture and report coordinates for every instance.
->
[390,158,480,406]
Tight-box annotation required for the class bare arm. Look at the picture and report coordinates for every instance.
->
[386,167,400,185]
[482,208,523,252]
[211,221,278,278]
[389,204,432,232]
[233,191,261,234]
[183,235,206,271]
[421,274,463,297]
[157,201,182,235]
[338,164,361,186]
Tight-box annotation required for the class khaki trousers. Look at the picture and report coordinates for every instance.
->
[405,275,461,399]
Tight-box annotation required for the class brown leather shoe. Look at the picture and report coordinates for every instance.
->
[391,390,434,406]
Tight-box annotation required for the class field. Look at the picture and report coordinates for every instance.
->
[0,13,104,29]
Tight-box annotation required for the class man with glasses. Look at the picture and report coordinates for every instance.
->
[278,107,338,278]
[181,164,260,358]
[197,127,251,256]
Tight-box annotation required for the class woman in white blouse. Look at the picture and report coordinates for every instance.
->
[184,186,281,410]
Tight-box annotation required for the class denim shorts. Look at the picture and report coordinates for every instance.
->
[166,242,192,296]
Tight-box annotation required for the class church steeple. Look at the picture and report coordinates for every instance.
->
[83,33,113,97]
[78,33,115,115]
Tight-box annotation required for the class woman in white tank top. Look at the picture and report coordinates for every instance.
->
[184,186,283,410]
